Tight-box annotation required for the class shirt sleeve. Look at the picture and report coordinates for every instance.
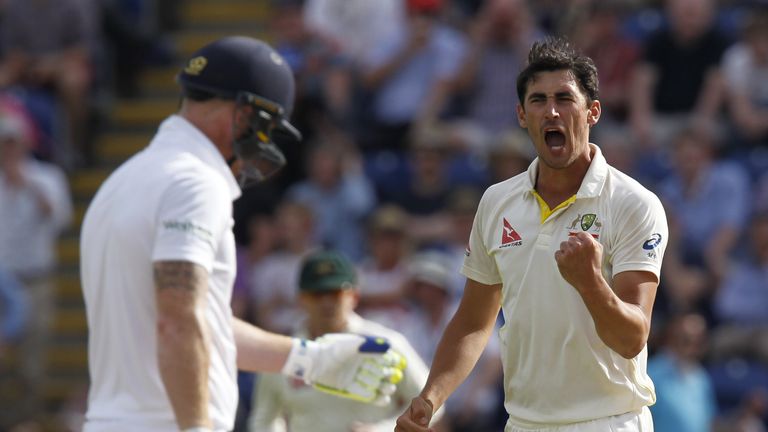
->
[151,173,231,272]
[461,190,502,286]
[610,190,669,280]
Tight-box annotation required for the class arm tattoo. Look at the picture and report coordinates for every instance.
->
[153,261,207,293]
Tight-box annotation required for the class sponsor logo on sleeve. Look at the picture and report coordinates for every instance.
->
[642,233,663,250]
[162,220,214,246]
[642,233,663,259]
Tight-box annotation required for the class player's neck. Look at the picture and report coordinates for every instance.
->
[535,169,583,209]
[534,147,592,208]
[178,101,232,159]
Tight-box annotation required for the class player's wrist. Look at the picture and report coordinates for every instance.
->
[418,391,440,414]
[281,338,319,382]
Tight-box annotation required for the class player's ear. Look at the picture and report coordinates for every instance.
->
[516,103,527,128]
[587,100,601,127]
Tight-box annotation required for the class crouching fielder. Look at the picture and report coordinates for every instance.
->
[396,37,667,432]
[80,36,404,432]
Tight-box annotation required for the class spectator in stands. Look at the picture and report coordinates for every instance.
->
[449,0,542,153]
[375,129,455,247]
[400,250,503,432]
[303,0,405,65]
[570,1,640,124]
[595,123,666,190]
[486,129,535,185]
[0,93,42,154]
[629,0,731,148]
[249,200,319,334]
[270,0,353,134]
[658,122,750,313]
[98,0,181,97]
[356,204,412,332]
[247,250,433,432]
[713,389,768,432]
[441,187,481,299]
[358,0,467,152]
[232,213,278,322]
[722,9,768,153]
[710,212,768,364]
[0,0,95,167]
[0,112,73,421]
[287,135,377,261]
[648,312,717,432]
[400,251,457,363]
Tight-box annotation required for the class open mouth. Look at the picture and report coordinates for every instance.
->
[545,130,566,148]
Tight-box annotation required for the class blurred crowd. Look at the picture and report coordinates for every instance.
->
[1,0,768,430]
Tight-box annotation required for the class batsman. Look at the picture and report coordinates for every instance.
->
[79,36,404,432]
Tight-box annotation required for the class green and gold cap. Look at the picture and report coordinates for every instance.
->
[299,250,357,292]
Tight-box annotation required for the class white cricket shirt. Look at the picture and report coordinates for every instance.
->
[462,144,667,428]
[80,115,241,431]
[247,313,433,432]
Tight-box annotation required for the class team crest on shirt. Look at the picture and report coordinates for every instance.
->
[566,213,602,239]
[500,218,523,248]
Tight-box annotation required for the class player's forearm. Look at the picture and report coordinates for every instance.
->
[576,278,650,359]
[420,313,495,411]
[157,310,211,429]
[154,261,212,429]
[233,317,293,373]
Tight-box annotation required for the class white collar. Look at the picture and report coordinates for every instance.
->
[524,143,608,199]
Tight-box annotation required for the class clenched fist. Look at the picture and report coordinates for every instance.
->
[395,395,435,432]
[554,231,603,291]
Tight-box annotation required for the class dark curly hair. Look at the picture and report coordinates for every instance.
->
[516,37,599,107]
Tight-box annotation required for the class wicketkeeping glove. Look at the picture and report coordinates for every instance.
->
[281,333,406,406]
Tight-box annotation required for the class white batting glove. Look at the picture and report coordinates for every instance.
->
[281,333,406,406]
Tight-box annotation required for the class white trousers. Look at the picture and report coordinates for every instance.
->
[506,407,653,432]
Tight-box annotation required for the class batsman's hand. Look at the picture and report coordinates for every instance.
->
[395,395,435,432]
[554,231,603,291]
[281,334,406,406]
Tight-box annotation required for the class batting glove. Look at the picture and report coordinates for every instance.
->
[281,333,406,406]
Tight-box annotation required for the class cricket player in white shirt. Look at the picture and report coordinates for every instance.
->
[248,250,436,432]
[396,37,668,432]
[79,37,404,432]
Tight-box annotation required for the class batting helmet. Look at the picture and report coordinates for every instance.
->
[177,36,302,184]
